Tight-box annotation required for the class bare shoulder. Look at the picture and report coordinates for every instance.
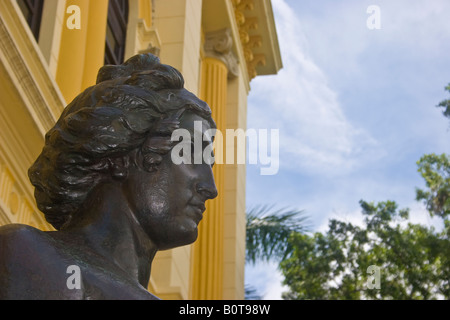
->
[0,224,50,274]
[0,224,158,300]
[0,224,81,299]
[0,223,50,253]
[0,223,45,238]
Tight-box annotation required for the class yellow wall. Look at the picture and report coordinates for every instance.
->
[0,0,65,230]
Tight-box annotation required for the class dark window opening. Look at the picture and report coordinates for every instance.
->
[17,0,45,41]
[105,0,129,65]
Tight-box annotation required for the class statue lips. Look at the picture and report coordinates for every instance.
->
[188,201,207,224]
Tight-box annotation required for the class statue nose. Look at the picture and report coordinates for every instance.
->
[196,181,218,200]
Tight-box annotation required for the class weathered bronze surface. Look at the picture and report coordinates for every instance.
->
[0,54,218,300]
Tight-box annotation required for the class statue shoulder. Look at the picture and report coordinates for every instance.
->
[0,225,158,300]
[0,223,46,245]
[0,224,79,299]
[0,223,58,275]
[0,224,50,251]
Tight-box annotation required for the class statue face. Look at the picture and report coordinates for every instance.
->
[123,112,218,250]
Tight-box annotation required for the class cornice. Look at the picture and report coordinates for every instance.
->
[231,0,282,79]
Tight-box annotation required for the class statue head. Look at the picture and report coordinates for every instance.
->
[28,54,217,249]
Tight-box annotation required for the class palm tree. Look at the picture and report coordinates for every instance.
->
[244,205,309,299]
[244,284,262,300]
[246,205,309,264]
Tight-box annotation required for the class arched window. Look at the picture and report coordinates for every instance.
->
[16,0,45,41]
[105,0,129,65]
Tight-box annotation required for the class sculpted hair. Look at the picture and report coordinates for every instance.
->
[28,54,214,230]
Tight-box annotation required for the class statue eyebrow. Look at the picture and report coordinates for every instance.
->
[141,136,173,154]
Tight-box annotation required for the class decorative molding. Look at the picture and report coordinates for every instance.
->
[0,164,14,216]
[234,0,254,11]
[0,161,52,230]
[137,19,161,57]
[126,0,161,60]
[125,14,161,60]
[204,28,239,79]
[0,0,65,132]
[231,0,266,80]
[0,0,60,231]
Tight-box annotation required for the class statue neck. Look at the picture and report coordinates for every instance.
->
[60,182,158,288]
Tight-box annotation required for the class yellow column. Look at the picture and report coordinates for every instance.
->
[81,0,109,90]
[56,0,109,102]
[190,28,238,300]
[56,0,89,102]
[191,56,228,300]
[139,0,152,27]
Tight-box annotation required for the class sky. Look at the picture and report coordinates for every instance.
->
[244,0,450,299]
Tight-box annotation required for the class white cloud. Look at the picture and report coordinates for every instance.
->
[316,208,366,234]
[262,269,287,300]
[316,201,445,234]
[248,0,382,177]
[245,261,287,300]
[404,201,444,231]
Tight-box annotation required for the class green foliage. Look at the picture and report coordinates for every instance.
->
[416,153,450,219]
[246,86,450,299]
[280,200,449,299]
[436,83,450,119]
[246,205,309,264]
[276,85,450,299]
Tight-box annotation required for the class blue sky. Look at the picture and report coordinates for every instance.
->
[245,0,450,299]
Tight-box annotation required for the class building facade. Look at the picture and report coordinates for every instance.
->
[0,0,281,299]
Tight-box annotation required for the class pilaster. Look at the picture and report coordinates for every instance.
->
[190,28,238,300]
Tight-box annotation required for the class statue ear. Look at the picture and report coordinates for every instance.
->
[108,156,129,180]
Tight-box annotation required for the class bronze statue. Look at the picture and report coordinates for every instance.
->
[0,54,218,299]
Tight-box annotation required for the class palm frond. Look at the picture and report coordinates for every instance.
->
[246,205,310,264]
[244,284,263,300]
